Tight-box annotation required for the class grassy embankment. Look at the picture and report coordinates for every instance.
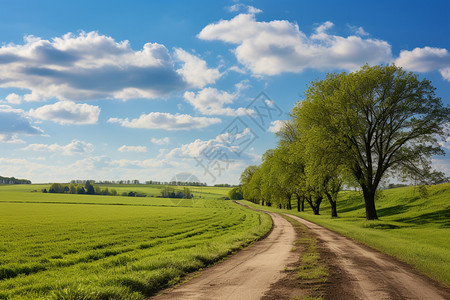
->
[0,184,271,299]
[240,182,450,286]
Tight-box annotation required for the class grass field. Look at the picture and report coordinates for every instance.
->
[241,183,450,286]
[0,184,271,299]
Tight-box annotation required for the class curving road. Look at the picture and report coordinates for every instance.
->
[151,212,296,300]
[150,207,450,300]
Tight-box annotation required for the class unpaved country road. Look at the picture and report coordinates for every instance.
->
[151,212,297,300]
[151,208,450,300]
[286,213,450,300]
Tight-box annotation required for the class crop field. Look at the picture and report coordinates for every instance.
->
[0,185,271,299]
[241,182,450,286]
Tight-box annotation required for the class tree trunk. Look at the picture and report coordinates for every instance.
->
[297,195,300,212]
[363,188,378,220]
[330,201,337,217]
[325,192,338,218]
[301,198,304,211]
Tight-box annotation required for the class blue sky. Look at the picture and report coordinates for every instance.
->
[0,0,449,185]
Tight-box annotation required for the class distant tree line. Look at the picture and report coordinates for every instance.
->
[70,179,141,185]
[0,176,31,184]
[69,179,209,186]
[43,181,118,196]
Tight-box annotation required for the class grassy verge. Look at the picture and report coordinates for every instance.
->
[284,216,327,300]
[239,182,450,287]
[0,185,271,299]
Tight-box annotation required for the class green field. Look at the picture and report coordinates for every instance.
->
[241,183,450,286]
[0,184,271,299]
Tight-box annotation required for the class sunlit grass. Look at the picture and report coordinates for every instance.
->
[0,185,271,299]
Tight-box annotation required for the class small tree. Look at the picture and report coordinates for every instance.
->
[228,186,243,200]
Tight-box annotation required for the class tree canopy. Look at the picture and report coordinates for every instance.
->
[240,64,449,220]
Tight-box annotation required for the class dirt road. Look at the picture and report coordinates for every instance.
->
[151,209,449,300]
[151,212,297,300]
[286,213,450,300]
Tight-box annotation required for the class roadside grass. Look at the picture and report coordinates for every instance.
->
[0,185,271,299]
[283,215,327,300]
[240,182,450,286]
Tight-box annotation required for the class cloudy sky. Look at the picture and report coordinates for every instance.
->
[0,0,449,184]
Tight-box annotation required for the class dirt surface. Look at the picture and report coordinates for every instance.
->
[286,213,450,300]
[150,208,450,300]
[151,212,297,300]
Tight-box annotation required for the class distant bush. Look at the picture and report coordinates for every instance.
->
[161,187,192,199]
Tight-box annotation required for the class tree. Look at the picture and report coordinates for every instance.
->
[296,65,449,220]
[85,181,95,195]
[228,186,243,200]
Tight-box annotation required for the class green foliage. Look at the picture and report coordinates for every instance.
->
[0,185,271,299]
[161,187,193,199]
[45,182,119,197]
[228,186,243,200]
[241,64,449,220]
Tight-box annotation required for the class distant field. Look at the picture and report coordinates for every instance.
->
[241,183,450,286]
[0,184,271,299]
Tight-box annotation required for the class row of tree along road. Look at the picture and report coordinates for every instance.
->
[241,65,449,220]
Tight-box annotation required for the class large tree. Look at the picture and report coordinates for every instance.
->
[295,65,449,220]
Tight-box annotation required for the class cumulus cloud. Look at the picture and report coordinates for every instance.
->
[174,48,221,88]
[118,145,148,153]
[151,137,170,145]
[23,139,94,155]
[267,120,286,133]
[227,4,262,14]
[166,129,256,159]
[5,93,22,104]
[0,134,25,144]
[108,112,221,131]
[198,14,392,75]
[348,25,369,36]
[0,105,43,142]
[0,31,220,102]
[395,47,450,81]
[183,87,253,116]
[28,101,100,124]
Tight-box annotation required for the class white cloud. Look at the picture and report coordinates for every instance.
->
[166,129,255,159]
[151,137,170,145]
[174,48,222,88]
[118,145,148,153]
[349,25,369,36]
[440,136,450,151]
[395,47,450,82]
[0,31,220,102]
[23,139,94,155]
[108,158,168,168]
[183,87,253,116]
[0,134,25,144]
[267,120,286,133]
[227,4,262,14]
[198,14,392,75]
[108,112,221,131]
[28,101,100,124]
[5,93,22,104]
[432,158,450,177]
[0,105,43,141]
